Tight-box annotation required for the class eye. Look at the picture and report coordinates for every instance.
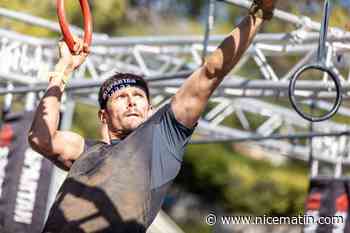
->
[115,94,126,100]
[134,92,144,97]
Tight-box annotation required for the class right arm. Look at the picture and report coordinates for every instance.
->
[28,40,89,171]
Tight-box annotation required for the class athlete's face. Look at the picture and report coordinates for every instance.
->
[99,86,152,137]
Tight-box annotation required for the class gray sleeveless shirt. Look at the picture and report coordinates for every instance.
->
[42,104,195,233]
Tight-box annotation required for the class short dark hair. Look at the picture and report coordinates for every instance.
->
[98,73,150,109]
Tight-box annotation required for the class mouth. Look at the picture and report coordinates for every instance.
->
[125,112,140,118]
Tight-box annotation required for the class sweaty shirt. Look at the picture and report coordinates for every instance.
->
[42,103,196,233]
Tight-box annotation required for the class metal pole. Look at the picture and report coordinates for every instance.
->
[191,130,350,144]
[2,78,350,95]
[309,102,317,178]
[25,92,36,111]
[2,83,14,119]
[202,0,216,61]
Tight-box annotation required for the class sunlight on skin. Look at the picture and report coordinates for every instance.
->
[99,86,153,140]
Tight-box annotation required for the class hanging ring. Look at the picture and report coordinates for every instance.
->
[289,64,342,122]
[57,0,92,52]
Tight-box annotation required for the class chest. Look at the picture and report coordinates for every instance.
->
[70,125,155,191]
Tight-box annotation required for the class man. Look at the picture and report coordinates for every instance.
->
[28,0,277,232]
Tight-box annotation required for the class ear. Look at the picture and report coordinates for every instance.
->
[147,104,155,118]
[100,123,110,144]
[98,109,107,124]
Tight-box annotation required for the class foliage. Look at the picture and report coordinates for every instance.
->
[0,0,127,36]
[1,1,349,37]
[176,143,308,216]
[176,0,203,18]
[179,220,212,233]
[90,0,127,34]
[71,103,101,140]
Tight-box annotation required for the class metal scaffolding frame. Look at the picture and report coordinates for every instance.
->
[1,1,350,173]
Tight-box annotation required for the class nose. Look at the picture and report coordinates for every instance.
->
[127,95,136,107]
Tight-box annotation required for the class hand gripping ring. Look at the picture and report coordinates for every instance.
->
[288,64,342,122]
[57,0,92,52]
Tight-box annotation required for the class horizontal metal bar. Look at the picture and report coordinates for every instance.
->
[0,71,193,94]
[192,130,350,144]
[2,75,350,95]
[153,78,350,91]
[1,27,349,48]
[0,28,55,46]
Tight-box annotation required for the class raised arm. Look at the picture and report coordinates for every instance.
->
[171,0,277,128]
[28,39,89,171]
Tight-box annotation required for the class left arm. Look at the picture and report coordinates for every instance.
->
[171,0,276,128]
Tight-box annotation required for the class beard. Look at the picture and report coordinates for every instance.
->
[124,115,144,129]
[108,116,145,139]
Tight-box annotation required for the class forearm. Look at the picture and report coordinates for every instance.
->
[171,15,266,128]
[204,15,264,81]
[29,62,70,150]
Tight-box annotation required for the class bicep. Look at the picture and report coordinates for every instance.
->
[52,131,85,160]
[172,66,220,128]
[32,131,84,171]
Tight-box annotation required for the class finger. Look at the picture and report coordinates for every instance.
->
[58,41,70,54]
[73,37,84,55]
[73,42,79,54]
[80,51,88,60]
[83,43,90,54]
[58,40,65,48]
[77,41,84,54]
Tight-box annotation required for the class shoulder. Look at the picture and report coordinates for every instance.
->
[82,139,107,154]
[149,103,172,123]
[158,102,197,137]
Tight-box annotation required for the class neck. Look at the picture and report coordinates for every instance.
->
[109,129,132,141]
